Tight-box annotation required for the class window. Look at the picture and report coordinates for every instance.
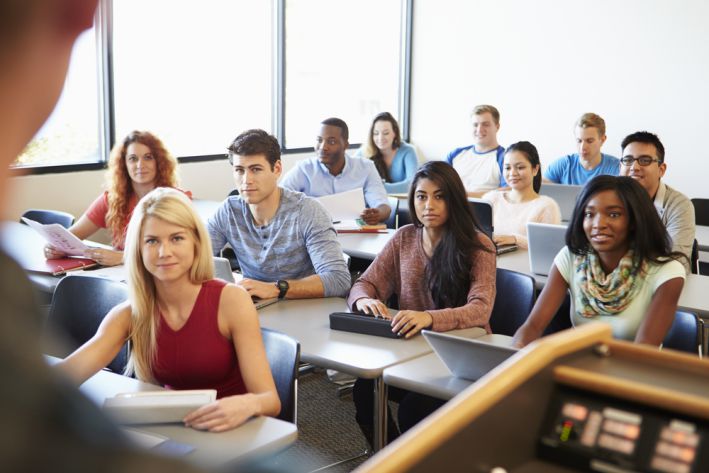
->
[283,0,406,150]
[14,28,101,168]
[12,1,412,170]
[112,0,272,158]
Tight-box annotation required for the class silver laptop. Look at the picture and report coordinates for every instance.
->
[213,256,235,283]
[213,257,279,309]
[527,222,567,276]
[539,183,583,222]
[422,330,518,381]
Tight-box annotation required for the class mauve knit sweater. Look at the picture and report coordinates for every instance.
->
[347,225,496,332]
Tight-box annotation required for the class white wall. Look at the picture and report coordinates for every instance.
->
[410,0,709,198]
[8,0,709,219]
[5,152,311,224]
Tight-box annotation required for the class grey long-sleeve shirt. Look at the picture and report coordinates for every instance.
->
[208,187,351,297]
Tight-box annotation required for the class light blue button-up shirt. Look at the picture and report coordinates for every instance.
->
[280,154,390,210]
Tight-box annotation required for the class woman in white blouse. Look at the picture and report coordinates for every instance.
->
[483,141,561,249]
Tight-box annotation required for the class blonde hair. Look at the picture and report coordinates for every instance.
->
[122,187,214,381]
[106,131,179,248]
[471,104,500,125]
[575,113,606,137]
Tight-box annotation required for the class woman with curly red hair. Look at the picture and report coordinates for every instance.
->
[45,131,189,266]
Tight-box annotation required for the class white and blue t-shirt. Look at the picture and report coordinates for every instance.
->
[446,144,506,192]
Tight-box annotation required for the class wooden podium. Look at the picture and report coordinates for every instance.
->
[357,323,709,472]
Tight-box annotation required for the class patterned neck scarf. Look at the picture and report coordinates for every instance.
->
[573,248,648,318]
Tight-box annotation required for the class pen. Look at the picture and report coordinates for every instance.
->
[332,220,341,224]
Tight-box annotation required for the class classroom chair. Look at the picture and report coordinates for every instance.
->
[396,203,412,228]
[543,292,574,335]
[489,268,536,336]
[385,197,400,229]
[21,208,75,229]
[691,198,709,226]
[44,275,129,373]
[663,311,704,356]
[261,328,300,423]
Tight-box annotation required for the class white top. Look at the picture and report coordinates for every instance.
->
[554,247,686,341]
[450,148,501,192]
[482,191,561,249]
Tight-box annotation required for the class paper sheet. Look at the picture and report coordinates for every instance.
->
[21,217,89,256]
[315,188,365,222]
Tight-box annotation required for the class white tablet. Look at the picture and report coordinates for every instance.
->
[103,389,217,425]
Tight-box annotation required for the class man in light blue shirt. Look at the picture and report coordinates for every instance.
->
[545,112,620,185]
[208,129,351,299]
[280,117,392,224]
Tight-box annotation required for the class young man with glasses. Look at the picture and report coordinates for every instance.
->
[619,131,695,273]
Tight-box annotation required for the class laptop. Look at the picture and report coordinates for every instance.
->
[539,183,583,222]
[468,198,518,255]
[526,222,567,276]
[213,257,279,309]
[422,330,518,381]
[468,198,493,239]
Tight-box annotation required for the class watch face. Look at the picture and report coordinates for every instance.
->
[277,280,289,298]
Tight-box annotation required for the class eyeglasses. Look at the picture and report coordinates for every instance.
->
[620,156,661,167]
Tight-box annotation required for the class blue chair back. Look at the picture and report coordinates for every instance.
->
[663,311,704,355]
[489,268,536,336]
[45,275,129,373]
[385,196,400,229]
[261,328,300,423]
[21,209,75,229]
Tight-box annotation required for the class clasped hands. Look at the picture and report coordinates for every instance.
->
[355,297,432,338]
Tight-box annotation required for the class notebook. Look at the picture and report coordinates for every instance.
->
[527,222,567,276]
[539,183,583,222]
[422,330,518,381]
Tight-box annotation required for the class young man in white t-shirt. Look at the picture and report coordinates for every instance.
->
[446,104,507,198]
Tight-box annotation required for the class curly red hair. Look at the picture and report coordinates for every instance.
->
[105,131,178,247]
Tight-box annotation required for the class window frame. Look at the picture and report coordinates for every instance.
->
[11,0,413,174]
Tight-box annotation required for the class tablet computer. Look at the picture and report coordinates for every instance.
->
[103,389,217,425]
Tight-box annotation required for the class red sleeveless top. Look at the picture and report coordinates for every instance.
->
[153,279,246,398]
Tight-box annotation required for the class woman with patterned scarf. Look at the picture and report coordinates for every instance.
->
[513,175,686,347]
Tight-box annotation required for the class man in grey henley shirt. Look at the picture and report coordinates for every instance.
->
[208,129,351,299]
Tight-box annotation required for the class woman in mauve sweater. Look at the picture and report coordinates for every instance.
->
[347,160,496,445]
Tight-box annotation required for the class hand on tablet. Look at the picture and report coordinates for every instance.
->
[355,297,390,318]
[391,310,433,339]
[183,395,255,432]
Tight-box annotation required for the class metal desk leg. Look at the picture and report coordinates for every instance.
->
[373,376,388,452]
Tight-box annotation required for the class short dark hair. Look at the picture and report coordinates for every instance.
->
[566,175,684,266]
[621,131,665,163]
[505,141,542,193]
[321,117,349,141]
[227,129,281,169]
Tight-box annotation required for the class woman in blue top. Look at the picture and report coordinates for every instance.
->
[360,112,419,194]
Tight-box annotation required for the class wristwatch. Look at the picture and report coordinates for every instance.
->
[276,280,289,299]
